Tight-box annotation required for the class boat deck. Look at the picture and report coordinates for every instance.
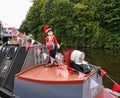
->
[16,64,96,84]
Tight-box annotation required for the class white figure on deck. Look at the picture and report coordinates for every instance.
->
[70,50,91,74]
[70,50,88,65]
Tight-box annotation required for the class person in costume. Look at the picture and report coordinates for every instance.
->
[70,50,91,74]
[70,49,103,74]
[44,25,60,67]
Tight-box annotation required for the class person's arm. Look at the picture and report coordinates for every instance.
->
[45,37,49,47]
[53,36,60,49]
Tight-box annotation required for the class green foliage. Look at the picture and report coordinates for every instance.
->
[97,0,120,33]
[19,0,120,49]
[69,0,82,3]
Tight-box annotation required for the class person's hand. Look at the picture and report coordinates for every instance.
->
[57,44,60,49]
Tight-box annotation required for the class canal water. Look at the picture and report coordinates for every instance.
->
[80,48,120,89]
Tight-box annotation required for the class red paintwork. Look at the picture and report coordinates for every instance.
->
[96,89,118,98]
[16,64,96,84]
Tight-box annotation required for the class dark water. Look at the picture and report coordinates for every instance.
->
[80,48,120,89]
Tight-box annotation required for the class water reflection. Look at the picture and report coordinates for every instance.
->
[81,48,120,89]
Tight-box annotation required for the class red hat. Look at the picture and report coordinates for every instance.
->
[44,25,52,34]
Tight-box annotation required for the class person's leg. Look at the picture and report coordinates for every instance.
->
[50,47,56,58]
[44,50,52,67]
[51,48,58,66]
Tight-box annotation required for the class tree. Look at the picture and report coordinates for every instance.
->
[19,0,120,49]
